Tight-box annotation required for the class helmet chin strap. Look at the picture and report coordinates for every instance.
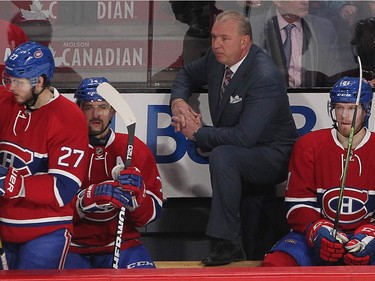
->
[25,85,48,110]
[330,107,366,137]
[89,125,112,146]
[333,121,365,138]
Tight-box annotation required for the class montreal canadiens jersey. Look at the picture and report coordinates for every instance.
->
[285,128,375,234]
[69,129,163,254]
[0,87,89,243]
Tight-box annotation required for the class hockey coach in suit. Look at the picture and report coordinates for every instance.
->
[170,10,299,266]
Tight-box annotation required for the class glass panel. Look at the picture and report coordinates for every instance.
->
[0,1,374,89]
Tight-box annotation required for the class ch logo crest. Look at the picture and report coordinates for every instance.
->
[322,187,369,224]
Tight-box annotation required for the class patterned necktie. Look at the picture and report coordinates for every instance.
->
[283,23,295,68]
[221,67,233,97]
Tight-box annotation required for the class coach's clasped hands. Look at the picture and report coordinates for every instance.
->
[0,166,25,199]
[306,219,375,265]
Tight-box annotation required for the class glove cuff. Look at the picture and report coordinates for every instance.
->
[355,224,375,237]
[305,219,334,246]
[4,167,25,199]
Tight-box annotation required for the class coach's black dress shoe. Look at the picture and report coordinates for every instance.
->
[201,240,245,266]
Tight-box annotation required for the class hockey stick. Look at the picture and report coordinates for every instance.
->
[332,56,363,238]
[97,82,136,269]
[0,238,8,270]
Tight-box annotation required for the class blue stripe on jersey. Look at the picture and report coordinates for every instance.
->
[146,190,163,224]
[51,170,82,205]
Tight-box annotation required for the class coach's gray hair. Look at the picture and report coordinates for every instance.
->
[215,10,252,39]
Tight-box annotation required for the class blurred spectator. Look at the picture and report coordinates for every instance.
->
[170,1,213,39]
[353,17,375,84]
[8,0,82,87]
[332,1,358,24]
[311,1,375,74]
[310,1,358,26]
[342,17,375,86]
[242,1,273,18]
[250,0,340,88]
[169,1,222,65]
[0,19,28,74]
[357,1,375,19]
[152,1,222,83]
[10,0,52,46]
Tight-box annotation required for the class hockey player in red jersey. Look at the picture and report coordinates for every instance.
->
[0,41,89,269]
[262,76,375,266]
[64,77,163,269]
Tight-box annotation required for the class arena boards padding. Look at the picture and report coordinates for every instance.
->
[0,266,374,281]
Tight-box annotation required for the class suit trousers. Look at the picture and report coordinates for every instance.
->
[206,144,288,241]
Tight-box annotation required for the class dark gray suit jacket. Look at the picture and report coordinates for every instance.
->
[171,44,299,165]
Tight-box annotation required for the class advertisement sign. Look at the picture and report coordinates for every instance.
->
[66,91,366,199]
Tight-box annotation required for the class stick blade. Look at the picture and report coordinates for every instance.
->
[97,82,136,126]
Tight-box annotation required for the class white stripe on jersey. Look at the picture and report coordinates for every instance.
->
[0,215,72,225]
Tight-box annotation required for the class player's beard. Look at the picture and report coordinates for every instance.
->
[23,87,43,109]
[89,119,105,135]
[337,121,364,138]
[13,90,34,105]
[337,122,352,138]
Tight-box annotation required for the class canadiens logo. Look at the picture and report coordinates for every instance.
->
[322,187,369,224]
[0,142,33,175]
[34,50,43,59]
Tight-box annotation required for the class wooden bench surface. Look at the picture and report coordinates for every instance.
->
[154,260,261,268]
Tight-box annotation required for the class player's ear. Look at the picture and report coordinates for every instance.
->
[109,106,116,118]
[35,76,44,88]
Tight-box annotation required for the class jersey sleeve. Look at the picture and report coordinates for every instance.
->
[285,134,322,233]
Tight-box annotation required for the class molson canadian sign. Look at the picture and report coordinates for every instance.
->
[0,1,180,72]
[51,41,145,69]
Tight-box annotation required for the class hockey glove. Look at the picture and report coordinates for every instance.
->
[117,167,146,210]
[306,219,348,263]
[78,181,134,212]
[0,166,24,199]
[344,224,375,265]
